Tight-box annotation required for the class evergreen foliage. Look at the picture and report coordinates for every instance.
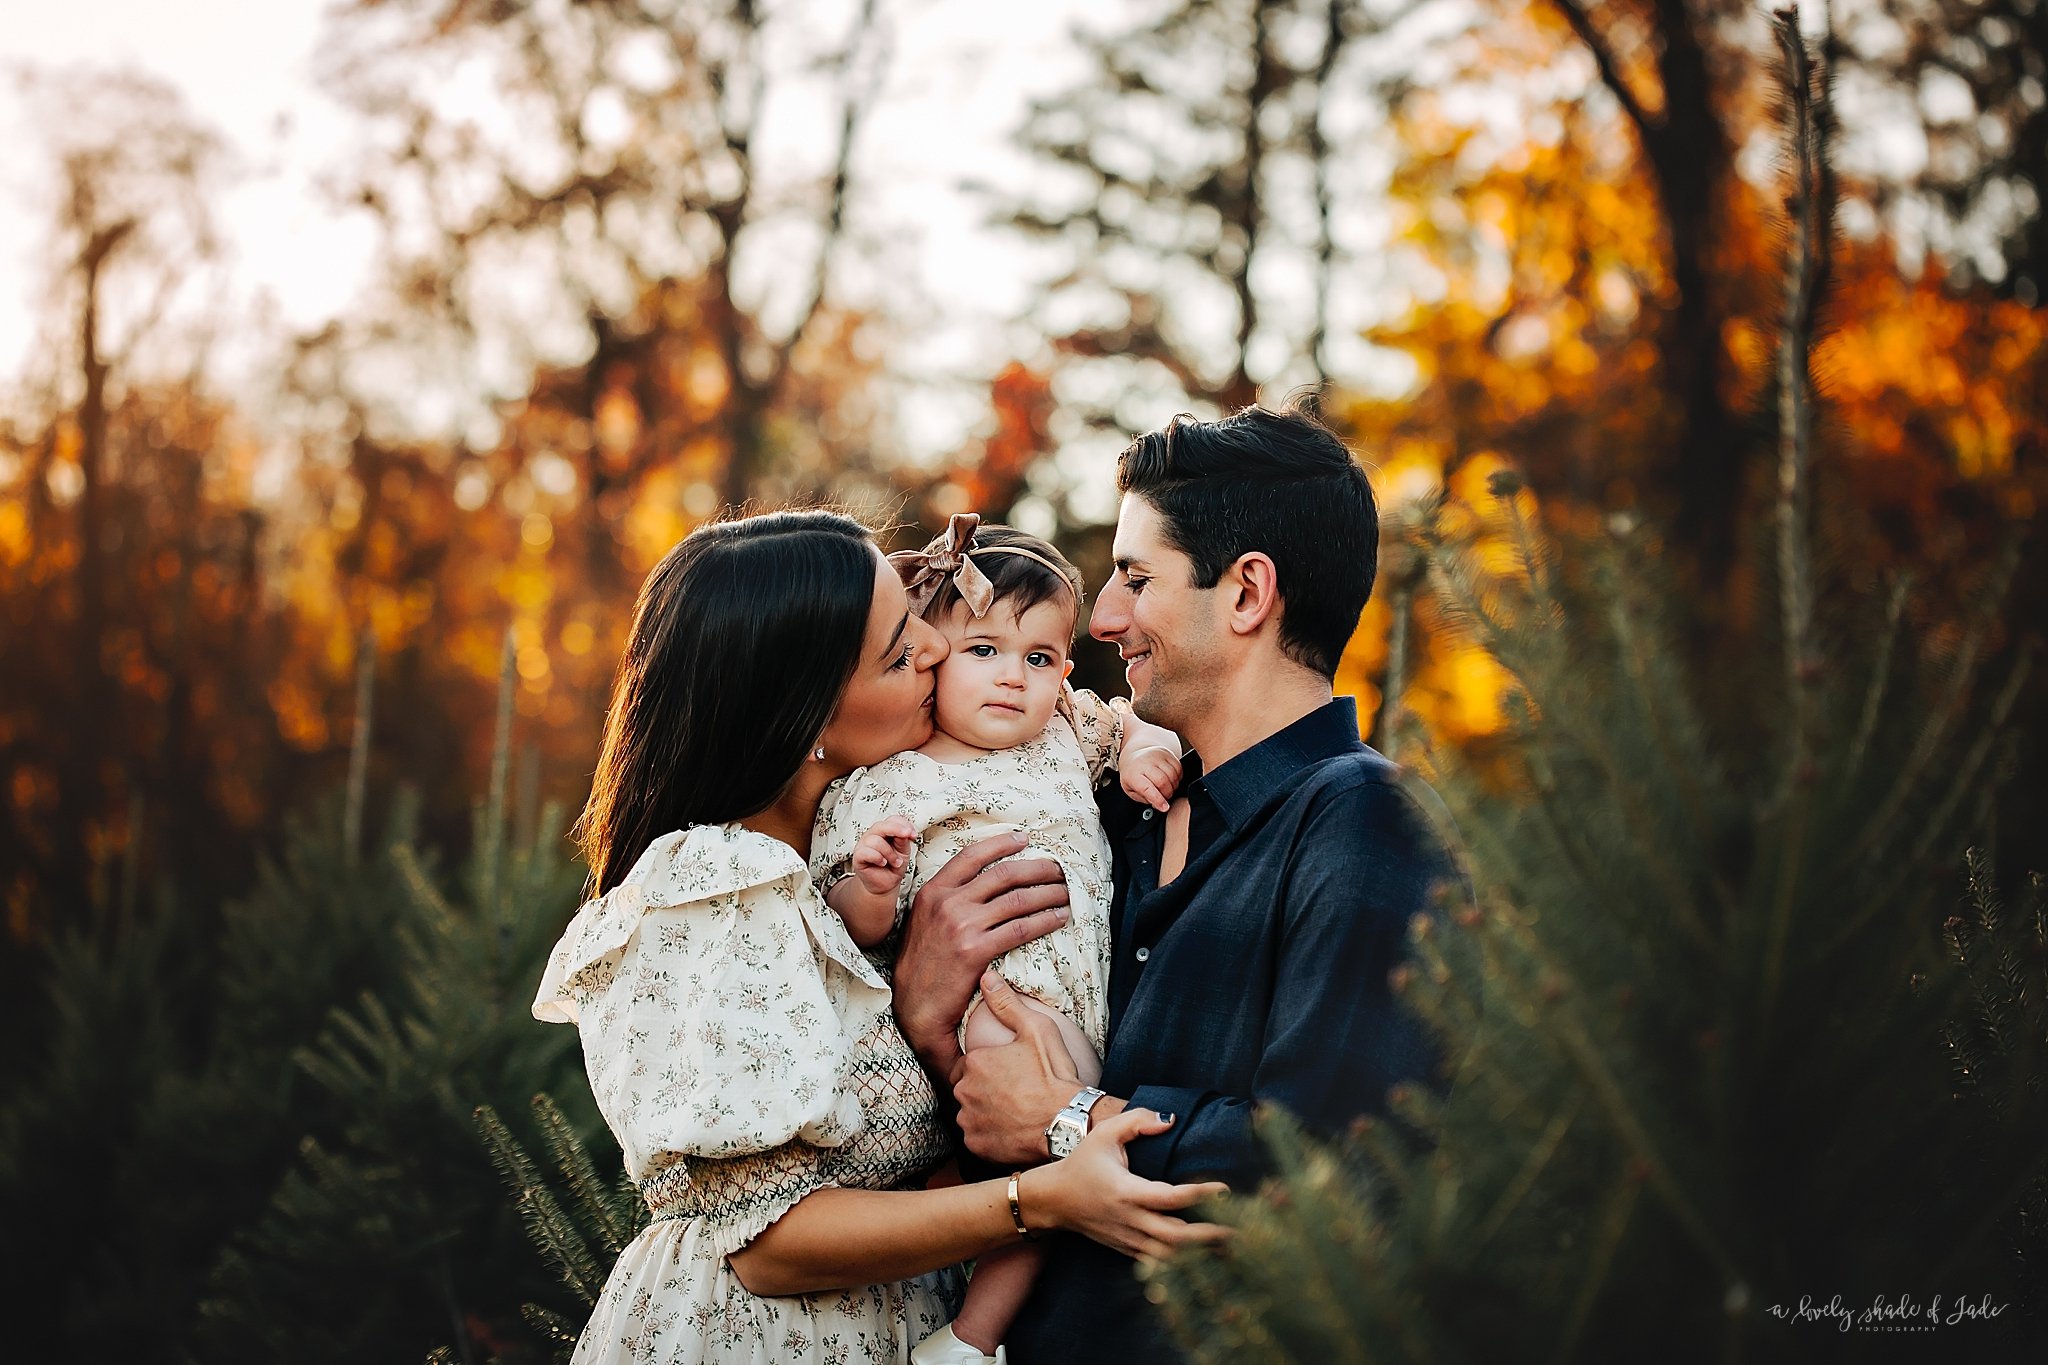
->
[194,653,594,1364]
[472,1094,649,1362]
[0,640,599,1363]
[0,791,417,1359]
[1147,13,2046,1362]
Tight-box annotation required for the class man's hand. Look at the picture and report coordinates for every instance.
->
[954,971,1097,1166]
[893,834,1070,1078]
[851,816,915,896]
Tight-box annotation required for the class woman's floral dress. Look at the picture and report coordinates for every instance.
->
[812,686,1130,1055]
[533,823,962,1364]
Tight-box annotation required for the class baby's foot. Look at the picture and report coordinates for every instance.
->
[909,1324,1005,1365]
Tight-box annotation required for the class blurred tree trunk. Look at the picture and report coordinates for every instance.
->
[68,217,133,899]
[1549,0,1741,576]
[1001,0,1375,442]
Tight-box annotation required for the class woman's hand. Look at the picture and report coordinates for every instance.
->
[1023,1108,1231,1262]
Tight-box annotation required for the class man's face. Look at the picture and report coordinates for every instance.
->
[1090,493,1226,733]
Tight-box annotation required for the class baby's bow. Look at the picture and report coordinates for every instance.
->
[889,511,995,617]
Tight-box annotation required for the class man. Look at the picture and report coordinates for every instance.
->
[893,404,1454,1364]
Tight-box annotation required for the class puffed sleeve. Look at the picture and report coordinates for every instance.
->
[1064,685,1133,786]
[533,825,893,1251]
[810,756,929,926]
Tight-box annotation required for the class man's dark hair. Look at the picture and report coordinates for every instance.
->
[1116,404,1377,678]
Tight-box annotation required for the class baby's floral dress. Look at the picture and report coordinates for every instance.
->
[812,685,1131,1055]
[533,823,962,1364]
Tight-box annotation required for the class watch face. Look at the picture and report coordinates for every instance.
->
[1049,1117,1082,1158]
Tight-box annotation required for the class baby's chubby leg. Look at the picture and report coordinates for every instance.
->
[961,992,1102,1087]
[934,992,1099,1360]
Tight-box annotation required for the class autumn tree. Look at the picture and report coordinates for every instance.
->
[1148,24,2047,1357]
[998,0,1377,443]
[0,70,278,933]
[309,0,898,510]
[1831,0,2048,304]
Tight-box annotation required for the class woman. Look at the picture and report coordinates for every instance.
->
[534,510,1223,1364]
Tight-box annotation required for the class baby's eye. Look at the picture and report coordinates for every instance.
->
[967,644,997,658]
[1026,651,1057,669]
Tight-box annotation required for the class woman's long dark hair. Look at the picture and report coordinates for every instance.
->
[575,509,877,896]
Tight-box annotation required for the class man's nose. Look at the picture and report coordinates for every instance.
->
[1090,591,1127,642]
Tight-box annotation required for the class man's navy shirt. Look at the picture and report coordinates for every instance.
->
[1007,697,1452,1365]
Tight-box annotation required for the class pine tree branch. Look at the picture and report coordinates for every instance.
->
[481,627,516,915]
[344,622,376,870]
[533,1092,636,1257]
[1490,913,1737,1279]
[1841,574,1912,787]
[1836,535,2021,875]
[1471,1093,1584,1253]
[1555,1173,1643,1361]
[1770,5,1831,791]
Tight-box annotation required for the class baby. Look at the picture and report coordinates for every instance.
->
[811,514,1181,1365]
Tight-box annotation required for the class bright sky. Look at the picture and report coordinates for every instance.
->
[0,0,1098,455]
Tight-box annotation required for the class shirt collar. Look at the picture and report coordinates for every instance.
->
[1188,696,1363,830]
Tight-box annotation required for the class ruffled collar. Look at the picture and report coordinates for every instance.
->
[611,823,886,991]
[534,823,888,1028]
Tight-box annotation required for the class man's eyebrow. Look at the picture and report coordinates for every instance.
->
[877,611,908,663]
[1113,555,1149,572]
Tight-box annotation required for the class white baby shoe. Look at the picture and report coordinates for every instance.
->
[909,1323,1006,1365]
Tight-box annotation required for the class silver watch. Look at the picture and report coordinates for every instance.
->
[1045,1085,1106,1159]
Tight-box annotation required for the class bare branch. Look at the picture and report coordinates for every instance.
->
[1548,0,1656,144]
[764,0,889,397]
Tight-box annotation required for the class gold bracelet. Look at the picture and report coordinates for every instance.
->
[1006,1171,1030,1236]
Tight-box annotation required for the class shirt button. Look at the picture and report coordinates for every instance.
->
[1134,947,1151,963]
[1141,808,1155,821]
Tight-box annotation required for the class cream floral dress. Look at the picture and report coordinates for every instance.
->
[812,686,1130,1054]
[533,823,963,1364]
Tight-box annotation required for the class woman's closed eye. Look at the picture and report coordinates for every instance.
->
[890,641,915,670]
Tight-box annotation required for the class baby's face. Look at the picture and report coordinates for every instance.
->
[930,596,1075,750]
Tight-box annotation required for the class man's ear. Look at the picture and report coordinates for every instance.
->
[1223,552,1282,638]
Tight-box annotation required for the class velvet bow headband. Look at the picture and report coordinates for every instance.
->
[887,512,1075,619]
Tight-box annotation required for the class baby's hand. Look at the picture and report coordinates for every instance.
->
[1120,745,1182,813]
[852,817,917,895]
